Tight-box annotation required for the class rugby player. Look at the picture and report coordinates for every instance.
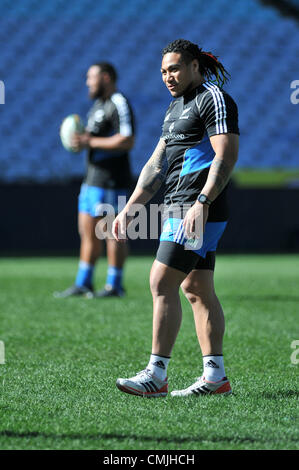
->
[54,63,135,298]
[113,39,239,397]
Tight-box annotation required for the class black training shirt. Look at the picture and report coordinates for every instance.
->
[84,92,135,189]
[161,81,239,220]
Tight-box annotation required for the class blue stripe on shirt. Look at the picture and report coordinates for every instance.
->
[180,133,215,177]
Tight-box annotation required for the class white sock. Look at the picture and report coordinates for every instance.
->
[203,355,226,382]
[147,354,170,381]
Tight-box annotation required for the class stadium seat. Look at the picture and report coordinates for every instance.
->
[0,0,298,182]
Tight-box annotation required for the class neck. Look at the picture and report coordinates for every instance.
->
[184,77,205,96]
[103,84,116,100]
[193,76,205,89]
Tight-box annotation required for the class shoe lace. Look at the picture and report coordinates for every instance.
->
[190,376,204,388]
[195,376,203,382]
[136,369,152,380]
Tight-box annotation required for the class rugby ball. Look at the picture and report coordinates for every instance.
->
[60,114,85,152]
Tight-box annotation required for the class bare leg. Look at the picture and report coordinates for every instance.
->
[150,260,187,357]
[106,238,128,269]
[181,269,225,355]
[116,264,229,397]
[78,212,102,265]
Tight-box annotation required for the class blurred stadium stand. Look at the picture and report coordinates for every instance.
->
[0,0,298,254]
[259,0,299,21]
[0,0,298,182]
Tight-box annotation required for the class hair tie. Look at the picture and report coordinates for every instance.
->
[201,51,219,62]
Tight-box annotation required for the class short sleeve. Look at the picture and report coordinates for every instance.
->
[161,101,175,142]
[111,93,134,137]
[198,87,240,137]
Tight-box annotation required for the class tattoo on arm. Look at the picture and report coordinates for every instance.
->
[207,158,233,195]
[137,139,167,194]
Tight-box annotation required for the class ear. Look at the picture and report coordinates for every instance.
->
[192,59,200,73]
[102,71,111,84]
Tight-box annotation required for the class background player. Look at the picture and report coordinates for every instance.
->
[55,63,135,298]
[113,39,239,397]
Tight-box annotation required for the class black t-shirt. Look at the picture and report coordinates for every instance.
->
[84,92,135,189]
[161,81,239,221]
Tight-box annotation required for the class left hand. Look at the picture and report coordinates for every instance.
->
[183,201,209,239]
[71,132,90,152]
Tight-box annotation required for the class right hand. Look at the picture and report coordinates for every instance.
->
[112,210,133,242]
[71,132,90,152]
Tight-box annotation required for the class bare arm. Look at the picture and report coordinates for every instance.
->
[112,138,167,240]
[183,133,239,238]
[200,133,239,201]
[89,133,134,151]
[72,132,134,152]
[136,138,167,193]
[124,138,167,208]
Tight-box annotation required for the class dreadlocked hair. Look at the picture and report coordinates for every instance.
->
[162,39,230,88]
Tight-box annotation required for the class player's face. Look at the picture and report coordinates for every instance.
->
[161,52,198,97]
[86,66,105,99]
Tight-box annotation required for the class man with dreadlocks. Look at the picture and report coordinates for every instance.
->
[113,39,239,397]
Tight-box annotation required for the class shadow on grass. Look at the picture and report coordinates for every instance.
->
[0,430,298,445]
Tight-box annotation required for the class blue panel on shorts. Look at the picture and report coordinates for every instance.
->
[160,217,227,258]
[78,184,128,217]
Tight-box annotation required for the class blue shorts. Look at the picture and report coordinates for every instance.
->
[160,218,227,257]
[157,218,227,273]
[78,184,128,217]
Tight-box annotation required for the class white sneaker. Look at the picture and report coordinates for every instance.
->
[171,376,232,397]
[116,369,168,398]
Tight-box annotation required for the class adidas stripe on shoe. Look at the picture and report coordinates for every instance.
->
[171,376,232,397]
[116,369,168,398]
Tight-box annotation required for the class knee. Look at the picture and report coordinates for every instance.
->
[182,277,215,304]
[181,279,199,304]
[181,278,216,305]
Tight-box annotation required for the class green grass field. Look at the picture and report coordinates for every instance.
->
[0,255,298,450]
[233,169,299,187]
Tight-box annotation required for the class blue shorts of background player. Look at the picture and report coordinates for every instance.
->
[78,183,128,217]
